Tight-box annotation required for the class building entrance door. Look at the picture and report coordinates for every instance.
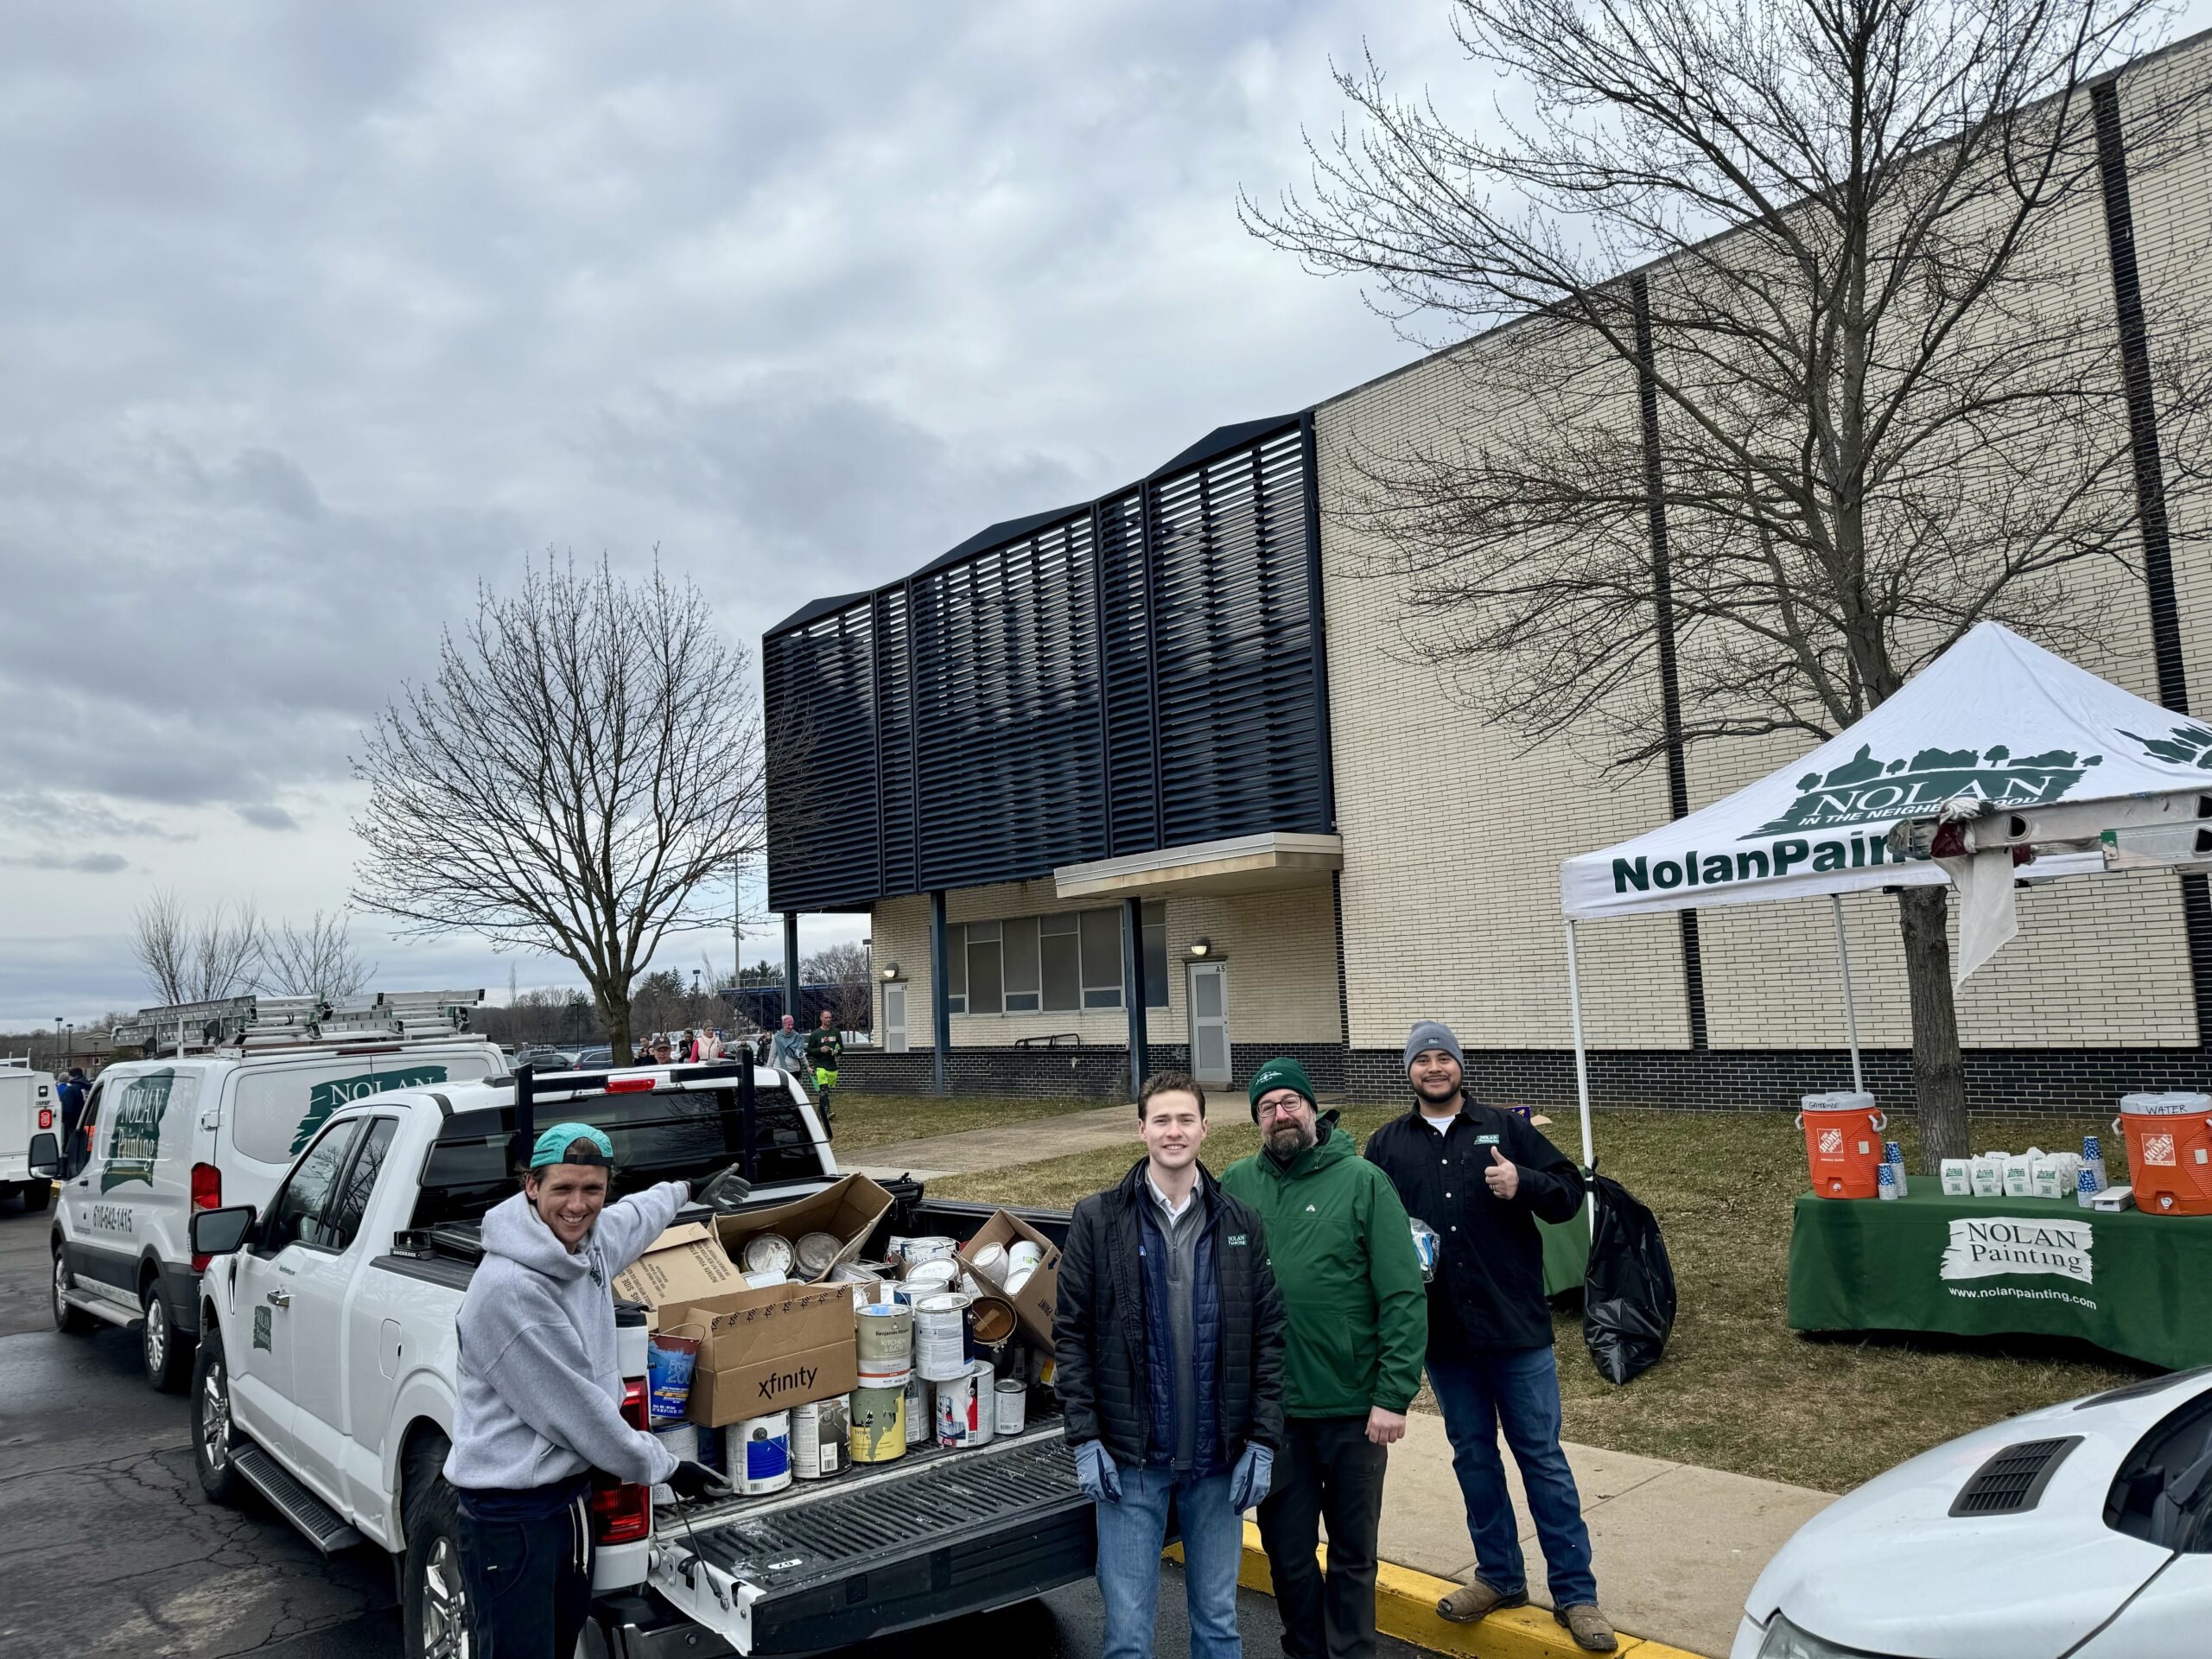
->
[1187,962,1230,1086]
[884,984,908,1053]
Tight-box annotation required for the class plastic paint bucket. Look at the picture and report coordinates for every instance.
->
[1006,1240,1043,1278]
[903,1371,930,1445]
[966,1242,1008,1284]
[915,1293,974,1381]
[849,1385,906,1463]
[934,1365,982,1449]
[995,1378,1027,1437]
[645,1325,703,1423]
[733,1412,793,1495]
[792,1396,849,1479]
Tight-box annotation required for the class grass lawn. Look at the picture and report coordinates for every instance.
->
[827,1091,1109,1154]
[932,1103,2148,1494]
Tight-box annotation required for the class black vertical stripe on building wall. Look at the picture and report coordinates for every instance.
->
[2092,75,2212,1049]
[1300,413,1338,828]
[1630,272,1709,1051]
[1332,869,1351,1065]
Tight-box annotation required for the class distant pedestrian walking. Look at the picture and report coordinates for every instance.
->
[805,1008,842,1109]
[769,1014,807,1073]
[1364,1020,1615,1653]
[1221,1058,1426,1659]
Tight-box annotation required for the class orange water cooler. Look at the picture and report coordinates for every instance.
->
[1799,1092,1887,1198]
[2116,1092,2212,1217]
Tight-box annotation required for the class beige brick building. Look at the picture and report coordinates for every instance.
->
[766,35,2212,1113]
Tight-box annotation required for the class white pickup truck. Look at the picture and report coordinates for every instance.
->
[184,1058,1090,1659]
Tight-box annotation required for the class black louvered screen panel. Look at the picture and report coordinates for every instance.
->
[914,513,1107,891]
[763,598,878,912]
[874,586,917,896]
[1148,426,1328,843]
[763,417,1330,911]
[1096,489,1159,855]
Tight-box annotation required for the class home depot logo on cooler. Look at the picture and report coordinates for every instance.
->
[1817,1128,1845,1155]
[2144,1133,2177,1167]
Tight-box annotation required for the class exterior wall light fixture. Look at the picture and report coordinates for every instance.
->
[1188,939,1211,958]
[880,963,901,981]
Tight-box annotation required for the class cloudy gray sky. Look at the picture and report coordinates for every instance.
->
[0,2,1484,1024]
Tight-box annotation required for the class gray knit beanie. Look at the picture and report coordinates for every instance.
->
[1404,1020,1465,1075]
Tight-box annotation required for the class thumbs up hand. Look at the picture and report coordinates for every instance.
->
[1484,1146,1520,1201]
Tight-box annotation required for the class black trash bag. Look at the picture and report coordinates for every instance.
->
[1581,1172,1676,1385]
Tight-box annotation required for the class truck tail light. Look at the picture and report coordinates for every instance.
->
[590,1377,654,1545]
[37,1108,52,1130]
[190,1162,221,1272]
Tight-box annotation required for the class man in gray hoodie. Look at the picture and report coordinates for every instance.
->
[446,1121,720,1656]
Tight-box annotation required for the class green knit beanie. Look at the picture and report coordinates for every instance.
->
[1248,1056,1316,1122]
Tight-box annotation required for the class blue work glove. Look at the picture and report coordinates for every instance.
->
[1229,1444,1274,1511]
[1073,1440,1122,1503]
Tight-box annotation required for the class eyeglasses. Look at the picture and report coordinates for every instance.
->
[1255,1097,1309,1119]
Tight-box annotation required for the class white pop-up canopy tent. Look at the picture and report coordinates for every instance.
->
[1553,621,2212,1179]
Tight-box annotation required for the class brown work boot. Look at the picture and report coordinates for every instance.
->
[1435,1580,1528,1623]
[1554,1604,1619,1652]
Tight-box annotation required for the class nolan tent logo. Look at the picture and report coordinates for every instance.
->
[99,1071,177,1193]
[289,1065,452,1157]
[1746,743,2101,839]
[1941,1216,2094,1286]
[2118,719,2212,770]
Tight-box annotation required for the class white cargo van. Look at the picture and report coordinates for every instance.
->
[49,993,499,1391]
[1,1061,60,1211]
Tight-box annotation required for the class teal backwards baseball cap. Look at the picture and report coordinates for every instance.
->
[530,1121,615,1169]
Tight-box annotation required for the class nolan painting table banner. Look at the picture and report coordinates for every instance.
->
[1787,1189,2212,1370]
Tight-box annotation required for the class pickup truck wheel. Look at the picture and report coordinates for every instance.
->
[51,1249,92,1334]
[192,1331,245,1504]
[403,1475,473,1659]
[142,1281,192,1393]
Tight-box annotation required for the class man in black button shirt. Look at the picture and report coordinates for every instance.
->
[1364,1020,1616,1653]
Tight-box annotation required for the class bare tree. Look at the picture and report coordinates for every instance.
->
[803,940,874,1034]
[128,890,264,1005]
[258,910,376,1002]
[351,555,768,1057]
[1246,0,2212,1160]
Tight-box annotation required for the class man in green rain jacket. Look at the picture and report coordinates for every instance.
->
[1221,1057,1427,1659]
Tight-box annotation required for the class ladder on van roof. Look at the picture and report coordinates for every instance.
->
[110,989,486,1054]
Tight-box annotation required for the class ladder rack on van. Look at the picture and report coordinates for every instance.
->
[110,989,486,1054]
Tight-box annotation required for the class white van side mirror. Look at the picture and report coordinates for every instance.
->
[191,1205,258,1258]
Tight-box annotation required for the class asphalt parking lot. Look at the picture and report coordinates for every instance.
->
[0,1195,1416,1659]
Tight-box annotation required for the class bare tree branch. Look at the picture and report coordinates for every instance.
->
[258,910,376,1002]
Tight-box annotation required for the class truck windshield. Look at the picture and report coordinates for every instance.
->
[410,1085,822,1231]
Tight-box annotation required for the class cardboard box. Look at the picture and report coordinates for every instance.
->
[711,1174,897,1283]
[683,1281,859,1424]
[957,1210,1061,1348]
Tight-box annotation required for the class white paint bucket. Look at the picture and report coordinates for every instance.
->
[732,1411,793,1495]
[1003,1265,1034,1296]
[1006,1240,1044,1277]
[967,1242,1008,1284]
[903,1371,929,1445]
[995,1379,1027,1437]
[792,1396,849,1480]
[934,1364,983,1449]
[849,1385,906,1463]
[741,1233,795,1275]
[914,1292,973,1381]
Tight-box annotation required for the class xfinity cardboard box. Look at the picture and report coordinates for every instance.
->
[611,1175,895,1424]
[957,1209,1061,1347]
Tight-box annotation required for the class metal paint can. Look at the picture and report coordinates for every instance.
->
[653,1421,699,1465]
[741,1233,795,1276]
[849,1385,906,1463]
[967,1292,1019,1376]
[969,1362,995,1446]
[792,1395,849,1480]
[902,1257,959,1294]
[915,1292,974,1381]
[903,1371,929,1445]
[900,1235,958,1265]
[732,1411,793,1495]
[995,1378,1027,1437]
[855,1303,914,1389]
[934,1364,983,1449]
[795,1230,844,1279]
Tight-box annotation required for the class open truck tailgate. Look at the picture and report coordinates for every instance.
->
[645,1429,1091,1655]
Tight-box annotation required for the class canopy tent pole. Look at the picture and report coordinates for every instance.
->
[1563,919,1598,1237]
[1830,893,1865,1094]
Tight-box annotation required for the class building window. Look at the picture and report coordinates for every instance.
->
[968,919,1004,1015]
[1040,912,1081,1010]
[944,922,967,1014]
[1141,901,1168,1009]
[1079,909,1122,1008]
[1002,916,1041,1012]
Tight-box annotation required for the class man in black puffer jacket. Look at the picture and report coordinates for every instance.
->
[1055,1071,1287,1659]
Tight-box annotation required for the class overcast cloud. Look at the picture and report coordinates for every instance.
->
[0,3,1501,1021]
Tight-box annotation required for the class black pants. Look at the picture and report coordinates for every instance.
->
[457,1476,594,1659]
[1255,1416,1389,1659]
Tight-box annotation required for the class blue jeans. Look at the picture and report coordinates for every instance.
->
[1425,1345,1598,1608]
[1094,1462,1243,1659]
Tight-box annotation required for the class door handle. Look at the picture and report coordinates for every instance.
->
[266,1289,290,1308]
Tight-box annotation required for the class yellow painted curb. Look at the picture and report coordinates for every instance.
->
[1169,1522,1708,1659]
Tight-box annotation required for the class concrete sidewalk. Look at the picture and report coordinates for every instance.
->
[858,1105,1832,1657]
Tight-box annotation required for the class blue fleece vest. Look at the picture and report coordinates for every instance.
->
[1138,1195,1224,1477]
